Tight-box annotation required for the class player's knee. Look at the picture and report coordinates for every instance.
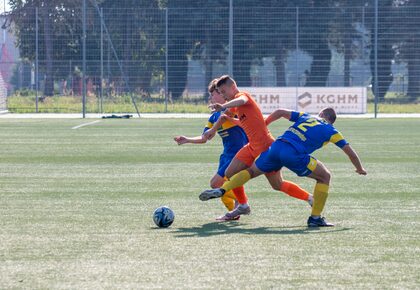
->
[322,170,331,184]
[270,182,279,191]
[210,177,223,188]
[210,180,219,188]
[224,168,233,179]
[246,168,254,178]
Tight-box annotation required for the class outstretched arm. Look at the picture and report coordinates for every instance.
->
[342,144,367,175]
[209,95,248,112]
[174,135,208,145]
[265,109,293,126]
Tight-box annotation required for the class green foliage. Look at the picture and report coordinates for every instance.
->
[7,1,420,100]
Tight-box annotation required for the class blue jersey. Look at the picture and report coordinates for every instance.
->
[204,111,248,156]
[279,111,348,154]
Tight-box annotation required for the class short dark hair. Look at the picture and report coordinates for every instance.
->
[208,78,218,93]
[320,107,337,124]
[216,75,235,88]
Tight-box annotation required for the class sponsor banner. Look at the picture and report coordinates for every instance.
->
[240,87,367,114]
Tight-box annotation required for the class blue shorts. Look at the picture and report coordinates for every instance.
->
[217,153,235,177]
[255,139,317,177]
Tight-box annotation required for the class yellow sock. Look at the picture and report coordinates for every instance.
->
[311,183,329,216]
[221,190,237,211]
[221,170,251,192]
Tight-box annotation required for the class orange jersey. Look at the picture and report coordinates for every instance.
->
[229,91,274,151]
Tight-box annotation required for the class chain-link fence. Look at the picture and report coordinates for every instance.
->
[1,2,420,115]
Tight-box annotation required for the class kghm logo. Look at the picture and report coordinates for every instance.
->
[298,92,312,108]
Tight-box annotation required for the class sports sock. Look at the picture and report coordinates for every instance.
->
[311,183,329,216]
[221,190,236,211]
[232,186,248,204]
[222,170,251,192]
[280,180,310,201]
[221,170,251,204]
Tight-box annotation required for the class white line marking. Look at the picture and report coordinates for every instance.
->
[71,120,101,130]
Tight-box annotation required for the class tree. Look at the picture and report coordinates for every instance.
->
[257,1,298,86]
[392,2,420,100]
[99,0,165,94]
[164,0,232,100]
[364,0,395,100]
[298,1,334,87]
[9,0,83,96]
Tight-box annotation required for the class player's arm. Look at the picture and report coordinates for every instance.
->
[202,109,238,140]
[341,144,367,175]
[174,134,208,145]
[265,109,293,126]
[221,113,241,126]
[209,95,248,112]
[202,115,227,140]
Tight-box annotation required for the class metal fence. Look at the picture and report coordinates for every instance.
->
[1,2,420,115]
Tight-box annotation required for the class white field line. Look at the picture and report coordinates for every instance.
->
[71,120,101,130]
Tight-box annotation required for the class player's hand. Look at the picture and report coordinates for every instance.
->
[208,103,224,112]
[222,113,240,125]
[174,136,188,145]
[203,129,216,140]
[355,168,367,175]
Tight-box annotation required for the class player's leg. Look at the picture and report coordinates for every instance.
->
[306,159,333,227]
[212,154,238,212]
[224,143,264,205]
[257,140,312,204]
[216,145,284,220]
[224,157,249,205]
[216,163,265,220]
[210,174,237,211]
[221,163,265,192]
[224,157,249,179]
[199,145,252,202]
[217,142,281,204]
[264,171,312,205]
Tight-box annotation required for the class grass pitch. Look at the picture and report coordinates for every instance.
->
[0,117,419,289]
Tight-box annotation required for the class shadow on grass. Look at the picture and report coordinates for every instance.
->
[173,221,351,238]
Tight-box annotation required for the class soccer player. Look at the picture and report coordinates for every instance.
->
[200,107,367,226]
[200,76,313,219]
[174,79,248,216]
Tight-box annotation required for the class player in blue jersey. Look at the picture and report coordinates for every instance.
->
[174,79,249,217]
[200,107,367,226]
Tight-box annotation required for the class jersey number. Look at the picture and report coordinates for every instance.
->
[297,118,320,132]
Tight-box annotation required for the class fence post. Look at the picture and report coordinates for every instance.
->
[362,6,365,85]
[228,0,233,76]
[100,7,104,114]
[82,0,87,118]
[165,8,168,113]
[35,7,39,113]
[374,0,379,118]
[295,6,299,110]
[69,60,73,96]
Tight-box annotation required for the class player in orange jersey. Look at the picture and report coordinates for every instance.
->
[174,79,248,217]
[200,75,313,220]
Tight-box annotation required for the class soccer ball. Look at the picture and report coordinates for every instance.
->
[153,206,175,228]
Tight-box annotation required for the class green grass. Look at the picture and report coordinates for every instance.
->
[367,102,420,113]
[7,95,210,113]
[7,95,420,113]
[0,118,419,288]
